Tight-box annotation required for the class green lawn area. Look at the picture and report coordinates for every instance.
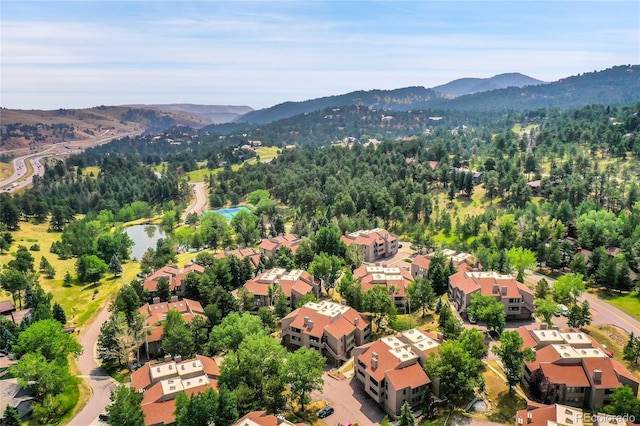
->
[0,162,13,180]
[598,291,640,322]
[184,146,281,182]
[0,221,138,329]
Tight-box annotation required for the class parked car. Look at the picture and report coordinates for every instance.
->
[98,411,109,421]
[318,407,335,419]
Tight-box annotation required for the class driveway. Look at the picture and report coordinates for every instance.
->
[69,304,118,426]
[312,372,386,425]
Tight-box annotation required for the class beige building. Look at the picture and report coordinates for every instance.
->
[516,403,585,426]
[281,300,371,365]
[353,329,440,419]
[341,228,398,262]
[131,355,220,426]
[410,249,475,280]
[353,264,413,313]
[518,326,639,410]
[143,263,205,298]
[449,270,535,320]
[243,268,320,308]
[258,234,301,258]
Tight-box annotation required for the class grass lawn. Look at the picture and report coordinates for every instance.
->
[481,361,526,424]
[0,162,13,180]
[599,291,640,322]
[584,324,640,381]
[0,221,139,329]
[184,146,281,182]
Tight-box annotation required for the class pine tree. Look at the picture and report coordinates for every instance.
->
[108,255,123,277]
[52,302,67,325]
[623,332,640,365]
[63,271,73,287]
[2,406,21,426]
[398,401,416,426]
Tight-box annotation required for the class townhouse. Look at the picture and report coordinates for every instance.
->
[281,300,371,365]
[353,329,441,419]
[143,263,205,299]
[517,325,639,410]
[449,270,535,320]
[410,249,474,280]
[258,234,301,258]
[243,268,320,308]
[215,247,261,269]
[516,403,584,426]
[137,298,205,358]
[131,354,219,426]
[341,228,398,262]
[353,264,413,313]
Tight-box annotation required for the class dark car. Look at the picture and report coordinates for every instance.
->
[98,411,109,421]
[318,407,335,418]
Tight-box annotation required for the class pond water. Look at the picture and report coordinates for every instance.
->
[124,224,167,260]
[469,399,488,413]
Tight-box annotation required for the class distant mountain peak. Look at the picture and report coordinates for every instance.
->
[432,73,544,97]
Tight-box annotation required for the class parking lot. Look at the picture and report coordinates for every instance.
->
[312,372,386,425]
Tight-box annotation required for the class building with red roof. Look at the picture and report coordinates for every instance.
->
[353,264,413,313]
[281,300,371,365]
[232,410,305,426]
[353,329,441,418]
[216,247,261,269]
[143,263,205,299]
[243,268,320,308]
[410,249,475,280]
[520,329,640,409]
[138,298,205,358]
[131,354,219,426]
[258,234,301,258]
[449,270,534,320]
[341,228,398,263]
[516,403,585,426]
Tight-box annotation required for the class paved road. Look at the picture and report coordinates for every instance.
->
[182,182,208,221]
[69,304,118,426]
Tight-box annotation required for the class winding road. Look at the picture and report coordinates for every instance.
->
[182,182,208,221]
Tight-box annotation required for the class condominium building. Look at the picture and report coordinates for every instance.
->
[243,268,320,308]
[341,228,398,262]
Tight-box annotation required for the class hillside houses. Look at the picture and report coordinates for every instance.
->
[143,263,205,299]
[353,328,442,418]
[449,270,535,320]
[281,300,371,365]
[341,228,398,262]
[410,249,475,280]
[243,268,320,308]
[353,264,413,313]
[215,247,261,269]
[258,234,301,258]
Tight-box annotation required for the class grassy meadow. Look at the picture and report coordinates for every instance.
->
[184,146,282,182]
[0,162,13,180]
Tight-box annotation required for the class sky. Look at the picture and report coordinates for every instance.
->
[1,1,639,110]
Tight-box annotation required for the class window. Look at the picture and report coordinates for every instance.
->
[370,377,379,386]
[369,386,378,395]
[358,369,365,377]
[291,327,301,334]
[403,389,406,395]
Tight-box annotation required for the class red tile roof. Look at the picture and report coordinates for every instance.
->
[582,357,623,389]
[516,326,539,350]
[540,364,590,387]
[412,255,431,270]
[516,405,561,426]
[141,399,176,426]
[385,362,430,390]
[0,301,15,314]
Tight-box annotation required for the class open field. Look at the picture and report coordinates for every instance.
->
[0,221,139,328]
[599,291,640,322]
[0,162,12,180]
[185,146,282,182]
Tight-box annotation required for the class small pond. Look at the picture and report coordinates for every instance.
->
[469,399,489,413]
[124,224,167,260]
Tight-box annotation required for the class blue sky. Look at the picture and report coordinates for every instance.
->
[1,1,638,110]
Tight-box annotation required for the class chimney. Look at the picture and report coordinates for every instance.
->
[153,297,160,304]
[501,286,507,295]
[540,323,548,330]
[593,369,602,382]
[303,316,309,326]
[527,412,533,423]
[171,295,178,302]
[371,352,378,369]
[492,284,499,294]
[164,354,171,362]
[436,332,444,341]
[174,355,182,363]
[308,319,314,329]
[354,316,360,326]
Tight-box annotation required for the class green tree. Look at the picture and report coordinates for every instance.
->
[312,226,346,257]
[63,271,73,287]
[75,254,108,283]
[337,270,364,311]
[603,385,640,419]
[458,328,488,360]
[175,387,218,426]
[14,319,82,362]
[293,238,316,269]
[295,293,318,308]
[535,297,558,327]
[208,312,265,355]
[106,385,145,426]
[8,245,35,274]
[109,254,123,277]
[507,247,537,282]
[274,292,291,318]
[308,252,342,292]
[623,332,640,365]
[398,401,416,426]
[0,268,28,309]
[2,406,21,426]
[551,273,585,305]
[424,340,481,405]
[230,210,260,246]
[364,285,395,330]
[10,352,70,399]
[491,330,535,390]
[200,212,233,250]
[467,293,506,334]
[162,310,195,358]
[407,278,436,317]
[285,347,326,411]
[534,278,549,299]
[156,277,172,302]
[257,306,276,332]
[567,300,592,328]
[52,302,67,325]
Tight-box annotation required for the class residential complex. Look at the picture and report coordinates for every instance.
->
[243,268,320,308]
[259,234,301,258]
[143,263,205,298]
[233,411,305,426]
[137,298,205,358]
[353,264,413,313]
[516,403,584,426]
[449,270,535,320]
[410,249,474,280]
[353,328,441,419]
[281,300,371,365]
[341,228,398,262]
[131,355,219,426]
[518,325,639,410]
[215,247,261,269]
